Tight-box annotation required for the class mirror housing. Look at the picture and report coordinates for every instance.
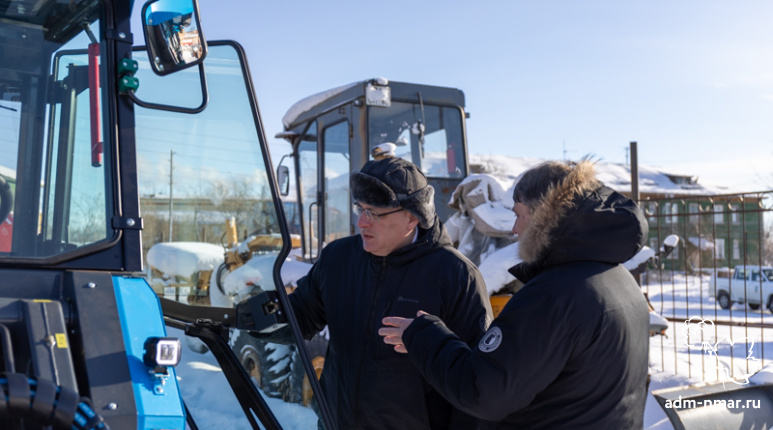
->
[141,0,207,76]
[277,165,290,197]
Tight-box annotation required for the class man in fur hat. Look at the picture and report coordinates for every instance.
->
[287,156,492,429]
[380,160,650,429]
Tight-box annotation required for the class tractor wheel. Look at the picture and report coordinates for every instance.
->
[768,296,773,314]
[717,291,732,310]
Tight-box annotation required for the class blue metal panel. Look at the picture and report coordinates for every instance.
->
[113,276,186,429]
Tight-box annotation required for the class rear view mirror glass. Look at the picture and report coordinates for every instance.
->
[277,165,290,196]
[141,0,207,76]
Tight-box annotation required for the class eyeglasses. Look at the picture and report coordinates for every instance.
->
[353,202,404,223]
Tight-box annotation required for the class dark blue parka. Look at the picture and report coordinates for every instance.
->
[403,162,650,429]
[290,216,492,430]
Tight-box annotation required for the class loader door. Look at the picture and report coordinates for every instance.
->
[298,108,351,262]
[319,114,352,245]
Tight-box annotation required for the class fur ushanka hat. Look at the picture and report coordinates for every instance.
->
[350,157,435,229]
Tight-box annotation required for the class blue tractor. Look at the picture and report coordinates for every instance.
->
[0,0,331,428]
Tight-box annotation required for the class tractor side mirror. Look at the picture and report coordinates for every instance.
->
[277,165,290,197]
[141,0,207,76]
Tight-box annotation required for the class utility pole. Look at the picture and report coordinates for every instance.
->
[630,141,641,286]
[168,150,174,242]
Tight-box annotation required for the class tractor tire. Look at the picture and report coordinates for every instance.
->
[768,296,773,314]
[717,291,732,310]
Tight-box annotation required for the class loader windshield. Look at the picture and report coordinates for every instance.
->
[368,101,466,178]
[0,0,111,259]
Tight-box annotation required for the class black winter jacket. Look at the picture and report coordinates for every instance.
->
[290,216,492,430]
[403,162,650,429]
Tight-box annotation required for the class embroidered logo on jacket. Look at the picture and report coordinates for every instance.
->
[397,296,420,304]
[478,326,503,353]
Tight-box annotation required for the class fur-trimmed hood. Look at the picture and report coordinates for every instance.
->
[515,161,648,276]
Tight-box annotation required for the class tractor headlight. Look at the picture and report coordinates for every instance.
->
[144,337,182,368]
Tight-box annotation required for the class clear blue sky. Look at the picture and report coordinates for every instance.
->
[133,1,773,192]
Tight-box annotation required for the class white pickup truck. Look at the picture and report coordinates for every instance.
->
[711,265,773,313]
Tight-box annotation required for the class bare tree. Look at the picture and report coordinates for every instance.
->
[69,193,106,245]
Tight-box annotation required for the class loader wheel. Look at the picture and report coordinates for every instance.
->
[289,332,328,406]
[748,303,760,310]
[768,296,773,314]
[232,331,266,388]
[302,356,325,407]
[717,291,732,310]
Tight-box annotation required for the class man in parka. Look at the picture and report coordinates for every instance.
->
[381,160,650,429]
[289,156,492,429]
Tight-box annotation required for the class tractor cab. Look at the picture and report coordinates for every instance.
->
[0,0,331,428]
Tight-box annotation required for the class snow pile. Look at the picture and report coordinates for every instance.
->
[146,242,224,276]
[280,256,313,287]
[478,242,519,295]
[445,173,517,277]
[623,246,656,272]
[220,257,267,305]
[282,82,358,128]
[749,363,773,385]
[470,153,734,196]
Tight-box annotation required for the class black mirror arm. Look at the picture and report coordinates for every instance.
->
[124,62,208,114]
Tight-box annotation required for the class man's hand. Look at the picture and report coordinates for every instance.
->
[379,311,427,353]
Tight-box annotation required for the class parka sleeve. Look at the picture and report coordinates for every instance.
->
[287,257,328,340]
[253,256,328,345]
[402,287,577,422]
[440,261,492,346]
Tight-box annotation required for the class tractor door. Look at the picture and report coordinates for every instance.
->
[132,41,333,429]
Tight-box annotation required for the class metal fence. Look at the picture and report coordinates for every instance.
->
[640,190,773,383]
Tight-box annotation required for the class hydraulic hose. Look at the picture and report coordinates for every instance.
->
[0,373,110,430]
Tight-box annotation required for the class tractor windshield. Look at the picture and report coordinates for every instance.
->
[0,0,111,259]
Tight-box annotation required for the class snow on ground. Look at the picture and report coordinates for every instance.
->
[170,271,773,429]
[165,153,771,427]
[170,326,319,429]
[643,273,773,429]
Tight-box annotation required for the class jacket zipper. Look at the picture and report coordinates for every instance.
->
[353,256,388,428]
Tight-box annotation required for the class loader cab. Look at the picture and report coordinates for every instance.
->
[278,78,469,261]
